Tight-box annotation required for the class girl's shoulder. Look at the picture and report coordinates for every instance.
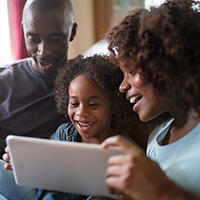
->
[50,122,78,142]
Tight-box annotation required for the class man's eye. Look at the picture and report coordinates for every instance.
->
[28,36,41,43]
[51,37,63,43]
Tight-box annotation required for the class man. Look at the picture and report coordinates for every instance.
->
[0,0,77,158]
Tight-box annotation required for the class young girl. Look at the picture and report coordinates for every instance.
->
[0,53,140,200]
[102,1,200,200]
[1,55,137,200]
[35,55,139,200]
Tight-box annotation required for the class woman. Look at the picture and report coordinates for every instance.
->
[102,1,200,199]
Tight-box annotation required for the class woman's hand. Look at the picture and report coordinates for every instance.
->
[101,135,180,200]
[2,146,13,171]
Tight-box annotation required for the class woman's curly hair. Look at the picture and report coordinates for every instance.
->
[107,0,200,116]
[107,8,145,68]
[54,54,138,134]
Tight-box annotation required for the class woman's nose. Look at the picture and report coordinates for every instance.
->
[119,76,131,93]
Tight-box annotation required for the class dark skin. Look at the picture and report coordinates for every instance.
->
[101,60,200,200]
[22,0,77,76]
[3,0,77,170]
[3,147,11,170]
[102,1,200,198]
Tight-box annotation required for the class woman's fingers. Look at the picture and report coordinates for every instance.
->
[102,135,146,163]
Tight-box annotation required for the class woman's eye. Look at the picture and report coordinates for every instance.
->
[128,69,137,76]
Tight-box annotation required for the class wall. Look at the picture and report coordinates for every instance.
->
[68,0,96,59]
[68,0,115,59]
[0,1,12,66]
[1,0,164,64]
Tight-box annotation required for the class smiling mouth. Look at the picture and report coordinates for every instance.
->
[130,95,142,104]
[38,61,55,70]
[76,121,95,129]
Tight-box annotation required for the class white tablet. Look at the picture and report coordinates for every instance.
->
[6,135,124,199]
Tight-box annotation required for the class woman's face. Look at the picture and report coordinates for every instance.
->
[119,66,167,122]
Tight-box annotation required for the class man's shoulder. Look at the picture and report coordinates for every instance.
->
[0,58,31,72]
[0,58,32,81]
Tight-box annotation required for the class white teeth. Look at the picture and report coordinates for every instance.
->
[78,122,94,126]
[130,95,142,104]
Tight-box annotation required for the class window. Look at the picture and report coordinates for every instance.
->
[0,1,12,66]
[114,0,145,15]
[0,0,166,64]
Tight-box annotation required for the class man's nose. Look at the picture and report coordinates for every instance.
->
[37,42,52,57]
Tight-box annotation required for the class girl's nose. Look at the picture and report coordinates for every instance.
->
[76,105,90,117]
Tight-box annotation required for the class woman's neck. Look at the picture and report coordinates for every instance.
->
[165,109,200,144]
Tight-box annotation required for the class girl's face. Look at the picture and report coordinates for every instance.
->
[68,74,113,144]
[119,66,167,122]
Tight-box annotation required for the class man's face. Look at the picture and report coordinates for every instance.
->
[23,8,76,76]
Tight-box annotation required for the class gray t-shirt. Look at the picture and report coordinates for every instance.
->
[0,58,67,157]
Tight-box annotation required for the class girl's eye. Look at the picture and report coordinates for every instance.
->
[89,103,99,107]
[69,102,79,107]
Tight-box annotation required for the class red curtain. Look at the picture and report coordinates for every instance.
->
[13,0,29,60]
